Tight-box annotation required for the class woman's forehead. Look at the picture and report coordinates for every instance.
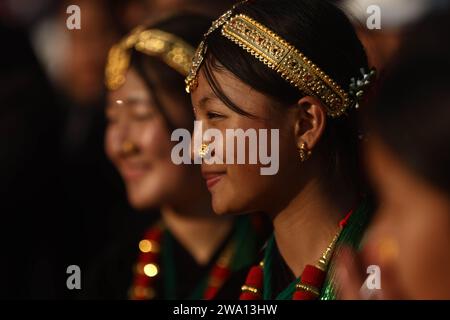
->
[193,65,277,116]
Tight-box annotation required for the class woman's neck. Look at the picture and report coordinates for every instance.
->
[272,177,356,277]
[161,204,233,266]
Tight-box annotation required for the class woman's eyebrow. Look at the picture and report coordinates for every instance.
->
[126,96,147,105]
[197,93,217,109]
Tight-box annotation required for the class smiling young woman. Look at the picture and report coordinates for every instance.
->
[187,0,376,299]
[85,14,268,300]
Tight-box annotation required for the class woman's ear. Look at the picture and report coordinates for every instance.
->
[292,96,327,151]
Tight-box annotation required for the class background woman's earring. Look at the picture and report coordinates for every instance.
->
[299,143,312,162]
[199,143,210,158]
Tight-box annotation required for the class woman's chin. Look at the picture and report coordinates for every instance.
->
[127,193,158,211]
[211,196,246,216]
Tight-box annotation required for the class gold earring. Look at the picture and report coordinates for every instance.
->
[299,143,312,162]
[121,141,138,155]
[199,143,210,158]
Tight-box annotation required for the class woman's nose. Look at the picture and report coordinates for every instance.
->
[120,140,139,156]
[112,118,139,157]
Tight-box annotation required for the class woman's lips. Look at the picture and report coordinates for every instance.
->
[202,172,225,190]
[120,163,150,181]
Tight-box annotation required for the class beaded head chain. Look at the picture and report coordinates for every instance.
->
[106,26,195,91]
[185,9,376,118]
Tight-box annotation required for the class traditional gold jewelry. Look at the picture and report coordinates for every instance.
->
[138,239,160,254]
[298,143,312,162]
[106,27,195,90]
[184,0,251,93]
[198,143,210,158]
[129,285,156,300]
[121,141,138,155]
[316,226,344,271]
[241,285,259,295]
[186,14,357,117]
[295,283,320,297]
[185,9,234,94]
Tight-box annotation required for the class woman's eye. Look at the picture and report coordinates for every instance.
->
[132,105,157,121]
[206,111,224,120]
[133,112,156,121]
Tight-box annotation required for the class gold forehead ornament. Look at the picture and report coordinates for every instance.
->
[106,26,195,91]
[186,13,376,118]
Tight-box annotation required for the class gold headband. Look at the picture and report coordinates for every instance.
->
[185,10,233,95]
[186,13,369,118]
[106,27,195,91]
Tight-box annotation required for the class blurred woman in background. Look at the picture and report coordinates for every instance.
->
[87,14,266,300]
[336,10,450,299]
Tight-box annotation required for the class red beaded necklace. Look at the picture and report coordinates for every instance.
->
[240,210,353,300]
[129,221,236,300]
[129,222,164,299]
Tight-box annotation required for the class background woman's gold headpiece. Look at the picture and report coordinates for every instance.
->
[186,13,375,118]
[106,27,195,90]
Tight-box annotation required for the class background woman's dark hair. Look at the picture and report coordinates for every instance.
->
[367,9,450,195]
[204,0,370,192]
[129,14,212,131]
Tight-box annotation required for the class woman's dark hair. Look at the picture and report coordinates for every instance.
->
[367,9,450,195]
[203,0,370,191]
[129,14,212,131]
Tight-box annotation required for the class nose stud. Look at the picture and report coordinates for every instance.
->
[121,141,138,155]
[198,143,209,158]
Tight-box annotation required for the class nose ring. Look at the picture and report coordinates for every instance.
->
[198,143,209,158]
[121,141,138,155]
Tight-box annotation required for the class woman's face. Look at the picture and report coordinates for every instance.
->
[105,68,194,210]
[191,67,302,215]
[364,137,450,299]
